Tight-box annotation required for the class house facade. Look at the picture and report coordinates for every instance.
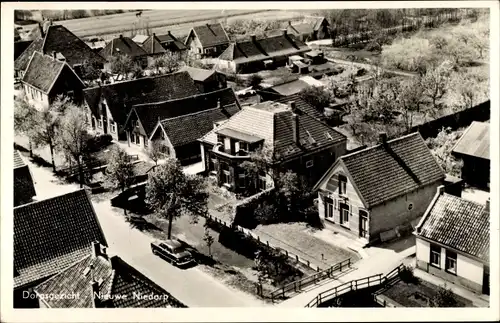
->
[314,132,446,245]
[14,150,36,207]
[451,121,490,189]
[185,23,230,59]
[414,187,490,295]
[199,101,347,194]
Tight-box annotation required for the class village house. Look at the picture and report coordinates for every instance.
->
[143,31,188,56]
[180,66,228,93]
[14,189,108,308]
[451,121,490,189]
[83,71,201,141]
[100,35,149,69]
[285,16,331,41]
[132,34,149,47]
[21,51,86,109]
[215,30,311,73]
[257,76,324,101]
[14,150,36,207]
[185,23,230,59]
[273,93,326,121]
[33,242,186,308]
[199,101,347,193]
[414,187,490,295]
[313,132,446,245]
[124,87,240,155]
[14,22,106,79]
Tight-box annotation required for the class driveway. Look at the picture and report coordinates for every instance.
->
[26,161,267,307]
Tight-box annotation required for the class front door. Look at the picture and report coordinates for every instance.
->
[359,210,368,238]
[339,203,349,228]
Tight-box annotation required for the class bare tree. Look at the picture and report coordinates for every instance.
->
[148,140,163,165]
[148,51,182,75]
[14,91,36,157]
[421,61,453,113]
[108,54,143,80]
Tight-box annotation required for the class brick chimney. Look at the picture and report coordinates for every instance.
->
[153,33,156,37]
[282,29,288,36]
[485,198,490,212]
[91,280,101,308]
[91,241,102,259]
[289,101,297,112]
[288,21,292,26]
[379,132,387,145]
[437,185,445,195]
[167,30,172,36]
[119,34,123,39]
[292,113,299,145]
[251,34,256,42]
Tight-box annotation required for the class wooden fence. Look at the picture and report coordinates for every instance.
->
[270,258,352,302]
[304,263,404,308]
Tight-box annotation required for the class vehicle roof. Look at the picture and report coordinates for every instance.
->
[160,239,183,248]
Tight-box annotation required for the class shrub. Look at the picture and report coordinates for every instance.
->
[432,284,458,307]
[399,264,418,284]
[86,134,113,153]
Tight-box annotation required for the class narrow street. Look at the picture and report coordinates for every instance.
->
[27,160,267,307]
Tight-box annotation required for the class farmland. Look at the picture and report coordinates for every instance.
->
[40,9,305,41]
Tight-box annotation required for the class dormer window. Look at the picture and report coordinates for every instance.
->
[338,174,347,195]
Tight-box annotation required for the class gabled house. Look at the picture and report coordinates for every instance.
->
[14,23,106,79]
[124,87,239,152]
[414,187,490,295]
[199,101,347,193]
[185,23,230,58]
[451,121,490,189]
[140,31,187,58]
[313,132,446,245]
[100,35,149,69]
[14,189,108,308]
[82,71,201,141]
[14,150,36,207]
[34,242,186,308]
[140,33,168,56]
[285,16,330,42]
[21,51,86,109]
[216,30,310,73]
[180,66,227,93]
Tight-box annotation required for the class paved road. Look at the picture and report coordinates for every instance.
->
[27,160,267,307]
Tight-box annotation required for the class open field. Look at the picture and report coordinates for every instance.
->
[42,9,305,40]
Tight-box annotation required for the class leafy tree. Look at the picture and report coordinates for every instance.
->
[298,86,333,113]
[432,284,458,307]
[108,54,143,80]
[426,127,464,177]
[254,248,297,286]
[14,91,36,157]
[245,74,263,88]
[105,146,136,214]
[148,140,164,165]
[202,223,215,257]
[148,51,182,75]
[145,158,209,239]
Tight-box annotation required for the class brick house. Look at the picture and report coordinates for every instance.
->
[14,189,108,308]
[285,16,330,42]
[14,150,36,207]
[199,101,347,193]
[124,87,239,153]
[414,187,490,295]
[215,30,310,73]
[180,66,228,93]
[83,71,200,141]
[451,121,490,189]
[100,35,149,69]
[34,242,186,308]
[185,23,230,59]
[14,23,106,79]
[313,132,446,245]
[21,51,86,109]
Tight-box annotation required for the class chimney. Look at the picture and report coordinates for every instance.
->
[91,241,101,259]
[282,29,288,36]
[152,33,156,37]
[251,34,256,42]
[437,185,445,195]
[110,255,120,270]
[119,34,123,39]
[292,113,299,145]
[49,19,53,26]
[485,198,490,212]
[38,22,44,38]
[288,20,292,26]
[52,52,56,59]
[379,132,387,145]
[167,30,172,36]
[91,280,101,308]
[289,101,297,112]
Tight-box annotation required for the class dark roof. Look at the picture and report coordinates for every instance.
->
[218,33,310,65]
[156,32,187,51]
[34,250,185,308]
[83,71,200,124]
[270,79,311,96]
[191,23,230,48]
[330,133,445,208]
[14,151,36,206]
[15,28,21,41]
[180,66,216,82]
[134,87,239,137]
[286,22,314,36]
[22,51,82,94]
[201,101,346,161]
[141,34,167,55]
[100,36,148,60]
[15,24,106,71]
[14,40,33,60]
[14,189,107,289]
[273,93,325,121]
[416,192,489,262]
[451,121,489,160]
[160,104,241,147]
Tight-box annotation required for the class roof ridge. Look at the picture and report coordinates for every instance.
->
[160,106,221,123]
[134,86,232,108]
[34,254,92,291]
[340,132,421,160]
[13,188,86,210]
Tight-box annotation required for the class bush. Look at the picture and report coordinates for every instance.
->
[399,264,418,284]
[86,134,113,153]
[432,284,458,307]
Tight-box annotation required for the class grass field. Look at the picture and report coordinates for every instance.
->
[42,9,305,40]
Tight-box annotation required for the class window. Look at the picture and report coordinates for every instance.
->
[237,173,246,188]
[305,160,314,168]
[258,173,267,191]
[98,119,103,128]
[130,133,135,143]
[341,207,349,226]
[359,210,368,238]
[338,174,347,195]
[221,163,231,185]
[224,137,231,152]
[209,158,217,171]
[239,142,249,152]
[430,244,441,268]
[110,122,116,133]
[325,197,334,219]
[217,135,224,145]
[445,250,457,274]
[136,135,141,145]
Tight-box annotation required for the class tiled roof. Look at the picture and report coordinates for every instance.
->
[83,71,200,124]
[191,23,230,48]
[14,38,44,71]
[218,33,309,65]
[287,22,314,36]
[270,79,311,97]
[141,34,167,55]
[180,66,216,82]
[14,40,33,60]
[338,133,445,208]
[451,121,489,160]
[21,51,70,94]
[273,94,325,121]
[160,103,240,147]
[200,101,345,161]
[14,150,36,206]
[133,87,239,137]
[156,32,187,51]
[14,150,25,168]
[34,251,186,308]
[100,36,148,60]
[416,192,489,262]
[14,189,108,289]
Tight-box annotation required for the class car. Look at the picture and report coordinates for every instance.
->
[151,239,195,267]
